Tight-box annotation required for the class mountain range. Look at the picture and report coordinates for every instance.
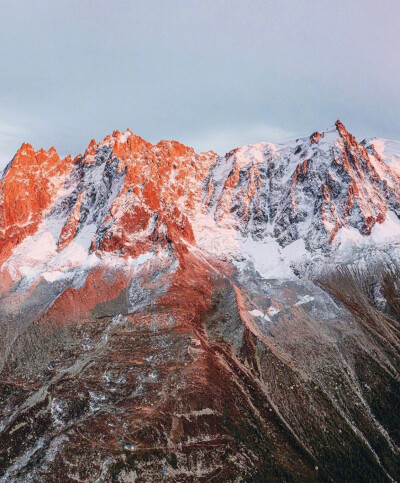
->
[0,121,399,482]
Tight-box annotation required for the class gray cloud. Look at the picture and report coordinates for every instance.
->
[0,0,399,166]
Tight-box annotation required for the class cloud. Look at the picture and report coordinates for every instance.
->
[185,123,297,155]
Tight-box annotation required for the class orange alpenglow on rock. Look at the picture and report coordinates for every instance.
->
[0,143,73,264]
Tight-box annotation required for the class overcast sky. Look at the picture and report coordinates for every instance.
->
[0,0,399,166]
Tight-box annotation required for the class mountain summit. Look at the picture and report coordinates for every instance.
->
[1,122,400,481]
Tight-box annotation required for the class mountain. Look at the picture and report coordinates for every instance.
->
[0,122,400,482]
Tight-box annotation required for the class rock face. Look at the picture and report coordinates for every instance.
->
[205,121,400,248]
[0,122,400,482]
[0,144,73,265]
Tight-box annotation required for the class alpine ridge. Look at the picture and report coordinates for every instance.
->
[1,122,400,482]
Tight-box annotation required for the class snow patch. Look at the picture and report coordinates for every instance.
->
[119,131,132,143]
[238,236,308,280]
[126,251,154,267]
[249,309,271,322]
[370,138,400,175]
[294,295,314,306]
[335,210,400,252]
[192,213,239,258]
[267,305,281,317]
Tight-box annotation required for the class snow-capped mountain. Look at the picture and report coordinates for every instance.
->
[1,122,399,482]
[205,121,400,248]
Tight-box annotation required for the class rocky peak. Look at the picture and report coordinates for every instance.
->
[204,121,400,249]
[0,143,72,264]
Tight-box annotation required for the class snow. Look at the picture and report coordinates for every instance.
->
[249,309,264,317]
[3,219,105,287]
[208,155,236,216]
[119,131,132,143]
[126,251,154,267]
[193,206,310,281]
[249,309,271,322]
[74,223,97,251]
[371,211,400,243]
[42,270,64,282]
[335,210,400,252]
[317,124,340,149]
[191,213,239,258]
[124,444,136,451]
[267,306,281,317]
[238,236,308,280]
[234,143,267,169]
[192,211,310,282]
[200,123,400,283]
[2,121,400,305]
[294,295,314,306]
[369,138,400,175]
[4,230,57,281]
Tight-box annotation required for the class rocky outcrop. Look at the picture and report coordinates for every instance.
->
[0,144,73,264]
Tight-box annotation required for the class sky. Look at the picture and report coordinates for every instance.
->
[0,0,399,167]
